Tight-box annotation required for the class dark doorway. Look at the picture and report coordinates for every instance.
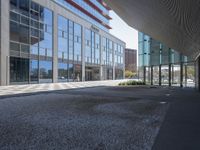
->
[10,57,29,84]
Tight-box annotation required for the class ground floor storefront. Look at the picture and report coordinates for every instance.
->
[138,61,196,88]
[9,57,124,85]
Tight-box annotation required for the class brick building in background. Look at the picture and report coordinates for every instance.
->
[125,49,137,72]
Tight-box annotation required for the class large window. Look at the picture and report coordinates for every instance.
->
[85,29,101,65]
[95,33,100,64]
[108,40,113,66]
[58,63,68,82]
[10,57,29,84]
[69,20,74,60]
[102,37,107,65]
[115,69,123,80]
[74,23,82,62]
[85,29,92,63]
[74,64,82,82]
[68,64,74,82]
[57,15,82,82]
[58,16,68,60]
[39,61,53,83]
[85,67,100,81]
[10,0,53,84]
[30,59,39,83]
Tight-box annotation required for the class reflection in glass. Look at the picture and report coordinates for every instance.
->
[161,65,169,85]
[68,64,74,82]
[85,67,100,81]
[39,61,53,83]
[145,67,151,84]
[74,23,82,62]
[74,64,82,82]
[115,69,123,79]
[30,59,38,83]
[58,63,68,82]
[153,66,159,85]
[171,64,180,86]
[184,63,195,87]
[10,57,29,84]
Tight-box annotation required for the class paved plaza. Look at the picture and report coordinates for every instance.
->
[0,80,126,96]
[0,81,199,150]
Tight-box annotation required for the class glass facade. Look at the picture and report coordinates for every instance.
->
[57,15,82,82]
[114,43,124,79]
[54,0,110,32]
[102,37,124,80]
[85,29,100,64]
[10,0,53,84]
[7,0,125,85]
[85,67,100,81]
[10,57,29,84]
[138,32,195,87]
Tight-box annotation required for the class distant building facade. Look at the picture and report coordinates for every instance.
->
[138,32,194,87]
[125,49,137,72]
[0,0,125,86]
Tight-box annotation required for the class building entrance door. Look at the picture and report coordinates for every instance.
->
[85,67,100,81]
[85,70,92,81]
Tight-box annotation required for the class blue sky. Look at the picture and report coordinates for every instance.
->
[109,11,138,50]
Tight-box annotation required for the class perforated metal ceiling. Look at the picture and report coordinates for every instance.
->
[105,0,200,59]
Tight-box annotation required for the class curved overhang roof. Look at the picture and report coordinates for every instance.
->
[104,0,200,59]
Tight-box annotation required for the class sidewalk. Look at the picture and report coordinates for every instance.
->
[152,88,200,150]
[0,80,126,96]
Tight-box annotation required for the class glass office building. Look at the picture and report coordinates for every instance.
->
[0,0,125,85]
[138,32,195,87]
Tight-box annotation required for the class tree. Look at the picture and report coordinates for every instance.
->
[125,70,137,78]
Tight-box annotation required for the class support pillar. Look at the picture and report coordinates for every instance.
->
[100,36,103,81]
[169,64,171,86]
[0,0,10,85]
[100,66,103,80]
[185,65,187,87]
[198,58,200,91]
[53,12,58,83]
[172,65,174,85]
[196,57,200,91]
[159,65,162,86]
[81,28,85,81]
[143,66,146,84]
[113,66,115,80]
[151,66,153,85]
[180,62,183,88]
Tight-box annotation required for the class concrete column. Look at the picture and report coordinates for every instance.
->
[198,57,200,91]
[169,64,171,86]
[100,36,103,80]
[168,48,171,86]
[82,27,85,81]
[113,67,115,80]
[159,65,162,86]
[53,12,58,83]
[172,65,174,84]
[180,54,183,88]
[185,65,187,87]
[180,62,183,88]
[195,56,200,91]
[143,66,146,84]
[112,42,115,80]
[151,66,153,85]
[0,0,10,86]
[123,47,125,79]
[100,65,103,80]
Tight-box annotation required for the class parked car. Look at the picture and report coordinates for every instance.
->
[187,79,194,83]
